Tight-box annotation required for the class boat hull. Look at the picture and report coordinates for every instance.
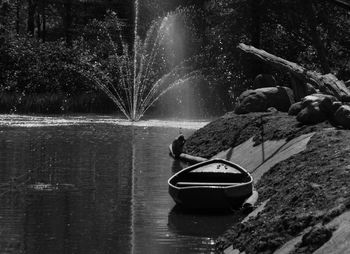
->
[169,184,252,210]
[168,159,253,210]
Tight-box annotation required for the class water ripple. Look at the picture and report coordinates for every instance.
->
[0,114,208,129]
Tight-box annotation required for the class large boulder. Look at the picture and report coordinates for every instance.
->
[334,105,350,129]
[235,86,295,114]
[296,103,327,125]
[294,93,340,125]
[253,74,276,89]
[319,97,343,118]
[332,101,342,113]
[301,93,338,107]
[288,102,303,116]
[341,95,350,103]
[302,93,339,117]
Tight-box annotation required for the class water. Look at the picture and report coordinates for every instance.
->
[0,116,241,254]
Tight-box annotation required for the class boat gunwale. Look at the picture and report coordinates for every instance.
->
[168,158,253,190]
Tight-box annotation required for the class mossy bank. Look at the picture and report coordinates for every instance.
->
[183,112,350,254]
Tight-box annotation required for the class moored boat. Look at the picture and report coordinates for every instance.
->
[168,158,253,210]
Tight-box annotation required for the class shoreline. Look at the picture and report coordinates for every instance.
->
[0,92,222,121]
[0,114,209,129]
[183,111,330,159]
[183,111,350,254]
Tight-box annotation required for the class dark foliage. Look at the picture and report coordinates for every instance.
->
[198,0,350,110]
[0,0,349,114]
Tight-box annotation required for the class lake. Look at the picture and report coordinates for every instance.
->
[0,115,241,254]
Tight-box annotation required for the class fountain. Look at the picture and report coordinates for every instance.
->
[84,1,202,121]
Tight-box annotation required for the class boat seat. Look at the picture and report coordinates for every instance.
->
[176,182,239,187]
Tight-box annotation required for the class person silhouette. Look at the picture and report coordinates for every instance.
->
[172,134,186,159]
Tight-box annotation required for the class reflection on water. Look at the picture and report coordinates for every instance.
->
[0,114,208,129]
[0,118,240,254]
[168,206,243,237]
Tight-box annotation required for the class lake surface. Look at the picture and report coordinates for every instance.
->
[0,115,241,254]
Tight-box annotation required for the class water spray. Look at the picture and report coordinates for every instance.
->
[133,0,139,121]
[79,5,201,121]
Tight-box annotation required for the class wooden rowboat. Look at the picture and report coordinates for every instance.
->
[168,158,253,210]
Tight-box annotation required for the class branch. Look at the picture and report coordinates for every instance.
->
[237,43,350,99]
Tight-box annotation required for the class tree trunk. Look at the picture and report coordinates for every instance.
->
[27,0,36,36]
[289,74,311,101]
[304,0,331,74]
[36,5,41,40]
[237,43,350,100]
[328,0,350,10]
[16,0,20,34]
[42,0,46,42]
[64,0,72,46]
[251,0,262,49]
[249,0,263,77]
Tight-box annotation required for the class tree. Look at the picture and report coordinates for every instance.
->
[27,0,36,36]
[303,0,330,73]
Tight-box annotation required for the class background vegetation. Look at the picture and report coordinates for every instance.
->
[0,0,349,115]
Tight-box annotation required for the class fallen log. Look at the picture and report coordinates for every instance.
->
[237,43,350,100]
[177,153,207,164]
[328,0,350,10]
[168,144,207,164]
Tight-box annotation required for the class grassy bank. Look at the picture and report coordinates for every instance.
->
[183,112,350,254]
[184,112,331,158]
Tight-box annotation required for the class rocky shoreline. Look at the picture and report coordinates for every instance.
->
[183,112,350,254]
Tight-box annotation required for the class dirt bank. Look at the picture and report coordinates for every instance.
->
[183,112,350,254]
[184,112,331,158]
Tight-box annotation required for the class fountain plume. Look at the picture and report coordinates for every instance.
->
[77,6,202,121]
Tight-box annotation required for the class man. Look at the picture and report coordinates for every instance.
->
[171,134,186,159]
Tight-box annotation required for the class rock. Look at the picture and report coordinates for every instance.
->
[290,93,339,121]
[345,80,350,88]
[223,246,241,254]
[305,83,318,95]
[235,86,295,114]
[300,93,340,120]
[267,107,278,113]
[332,101,342,113]
[288,102,303,116]
[340,95,350,103]
[235,90,267,114]
[319,97,336,117]
[253,74,276,89]
[302,94,338,108]
[334,105,350,129]
[296,103,327,125]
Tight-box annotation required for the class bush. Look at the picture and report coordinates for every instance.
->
[0,36,93,96]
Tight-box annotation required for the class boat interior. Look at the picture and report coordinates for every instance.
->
[174,172,251,187]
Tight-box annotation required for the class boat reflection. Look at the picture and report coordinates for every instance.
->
[168,205,244,238]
